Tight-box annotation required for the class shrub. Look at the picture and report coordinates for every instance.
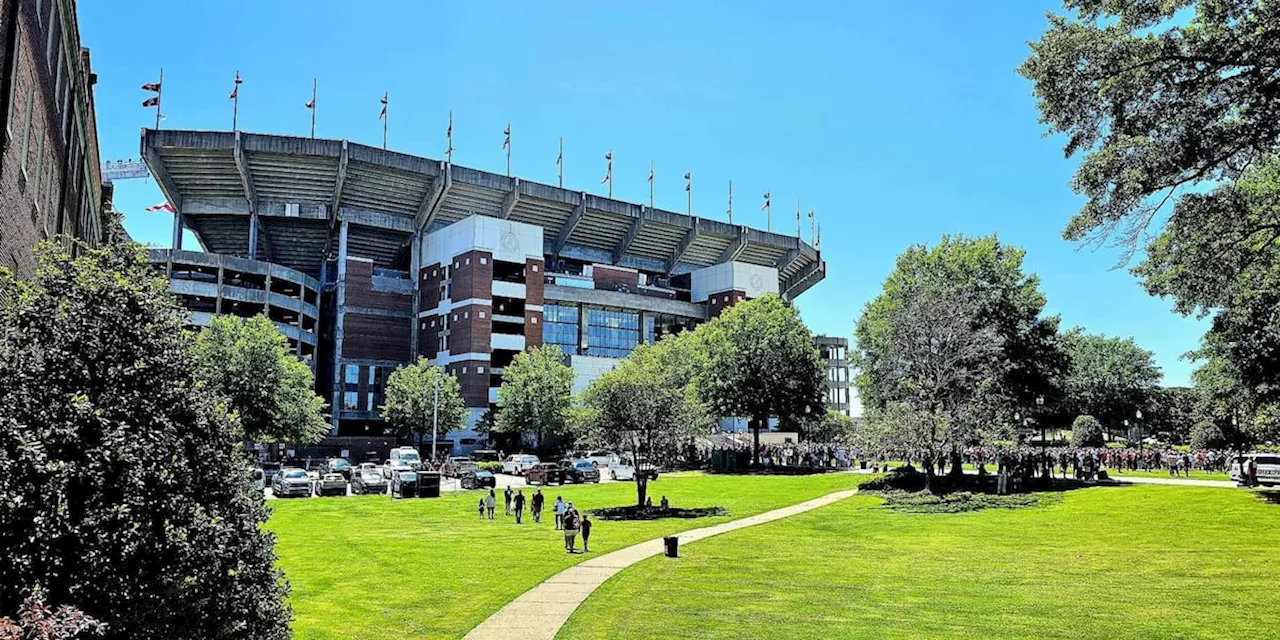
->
[1190,420,1228,450]
[1071,415,1105,447]
[477,461,503,473]
[0,590,103,640]
[0,245,290,639]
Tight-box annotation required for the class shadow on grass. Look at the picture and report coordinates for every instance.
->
[862,466,1112,514]
[586,505,729,521]
[704,466,838,476]
[1254,490,1280,506]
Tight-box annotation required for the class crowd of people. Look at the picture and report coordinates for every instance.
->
[477,486,593,553]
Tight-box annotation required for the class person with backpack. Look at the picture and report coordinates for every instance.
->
[504,486,513,516]
[562,502,580,553]
[531,489,545,523]
[513,489,526,524]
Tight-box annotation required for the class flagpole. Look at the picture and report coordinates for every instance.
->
[310,78,317,139]
[685,172,692,216]
[648,160,654,209]
[504,122,511,177]
[446,109,454,163]
[796,199,801,237]
[383,94,389,149]
[728,180,733,223]
[810,210,816,245]
[558,137,563,187]
[155,68,163,130]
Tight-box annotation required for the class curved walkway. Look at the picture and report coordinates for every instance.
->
[463,488,860,640]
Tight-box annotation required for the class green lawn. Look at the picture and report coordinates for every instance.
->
[1106,467,1231,482]
[266,472,867,640]
[560,485,1280,639]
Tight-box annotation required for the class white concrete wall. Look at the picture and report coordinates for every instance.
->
[569,355,621,395]
[421,214,544,265]
[491,333,526,352]
[690,261,779,302]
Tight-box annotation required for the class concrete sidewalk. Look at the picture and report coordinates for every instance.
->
[462,488,860,640]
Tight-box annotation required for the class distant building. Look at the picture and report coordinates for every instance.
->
[142,129,825,454]
[0,0,109,276]
[815,334,851,416]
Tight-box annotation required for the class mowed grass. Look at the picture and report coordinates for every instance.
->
[266,472,867,640]
[560,485,1280,640]
[1107,468,1231,482]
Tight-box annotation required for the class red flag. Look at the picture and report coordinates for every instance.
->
[141,82,160,92]
[145,202,176,213]
[142,97,159,108]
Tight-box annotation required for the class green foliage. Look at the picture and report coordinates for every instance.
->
[1060,328,1160,434]
[382,358,467,449]
[1144,386,1198,442]
[802,409,858,444]
[192,314,329,443]
[0,589,104,639]
[853,235,1065,468]
[1189,420,1228,451]
[495,345,574,450]
[0,244,289,638]
[701,296,825,454]
[476,461,503,474]
[1070,415,1104,447]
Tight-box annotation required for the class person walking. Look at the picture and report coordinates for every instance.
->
[532,489,544,523]
[514,489,526,524]
[477,496,486,520]
[485,489,496,520]
[659,495,669,510]
[580,514,592,553]
[554,496,566,530]
[504,486,513,516]
[563,502,580,553]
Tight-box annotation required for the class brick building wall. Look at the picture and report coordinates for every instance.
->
[707,289,747,317]
[0,0,104,277]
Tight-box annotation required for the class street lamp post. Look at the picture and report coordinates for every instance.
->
[1036,396,1046,446]
[431,373,440,463]
[1135,409,1143,452]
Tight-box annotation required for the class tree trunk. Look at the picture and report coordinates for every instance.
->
[924,465,935,494]
[948,450,963,477]
[752,418,762,468]
[636,476,649,508]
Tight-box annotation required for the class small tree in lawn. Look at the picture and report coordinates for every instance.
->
[495,345,574,453]
[1189,420,1228,451]
[1071,415,1105,448]
[802,409,858,445]
[382,358,466,461]
[701,296,825,467]
[192,314,329,444]
[579,340,705,506]
[0,244,290,638]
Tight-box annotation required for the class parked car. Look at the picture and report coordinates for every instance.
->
[272,468,312,498]
[524,462,564,485]
[352,465,388,495]
[502,454,540,475]
[391,470,419,498]
[260,462,282,484]
[460,470,497,490]
[323,457,353,481]
[560,459,601,484]
[383,458,415,479]
[445,456,478,478]
[1230,453,1280,487]
[390,446,423,470]
[608,460,636,481]
[316,473,347,497]
[622,455,661,481]
[584,450,619,468]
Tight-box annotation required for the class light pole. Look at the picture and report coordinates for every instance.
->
[1135,409,1143,452]
[431,373,440,463]
[1036,396,1046,446]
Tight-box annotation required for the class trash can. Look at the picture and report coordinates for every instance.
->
[393,472,418,499]
[418,471,442,498]
[663,536,679,558]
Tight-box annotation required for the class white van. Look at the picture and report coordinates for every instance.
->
[584,450,619,468]
[502,454,539,475]
[1229,453,1280,487]
[390,447,423,470]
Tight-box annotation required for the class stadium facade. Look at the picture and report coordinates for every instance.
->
[143,129,825,453]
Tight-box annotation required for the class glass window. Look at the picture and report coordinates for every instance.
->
[543,304,579,354]
[345,364,360,385]
[367,366,376,385]
[585,308,639,358]
[644,314,655,344]
[343,391,358,410]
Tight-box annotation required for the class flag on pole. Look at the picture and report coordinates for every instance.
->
[601,150,612,184]
[141,82,160,92]
[502,123,511,150]
[648,163,654,185]
[305,97,315,109]
[145,202,176,213]
[761,190,771,210]
[142,97,159,107]
[379,93,388,120]
[229,71,241,99]
[684,171,691,192]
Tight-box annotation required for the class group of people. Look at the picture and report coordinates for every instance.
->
[707,440,858,469]
[477,486,592,553]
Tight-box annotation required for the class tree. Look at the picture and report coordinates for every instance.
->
[579,339,704,506]
[495,345,574,452]
[1190,354,1279,446]
[1190,420,1228,451]
[0,244,289,638]
[854,235,1065,480]
[1144,386,1198,443]
[700,295,826,467]
[192,314,329,443]
[854,284,1004,490]
[802,410,858,444]
[1020,1,1280,250]
[1071,415,1104,447]
[1060,328,1161,439]
[382,358,467,460]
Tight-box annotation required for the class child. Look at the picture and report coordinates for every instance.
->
[478,496,485,520]
[580,514,592,552]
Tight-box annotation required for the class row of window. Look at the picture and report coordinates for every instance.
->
[544,304,658,359]
[342,364,386,412]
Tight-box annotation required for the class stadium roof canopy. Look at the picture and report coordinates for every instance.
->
[142,129,824,299]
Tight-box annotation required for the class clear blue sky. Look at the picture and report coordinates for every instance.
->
[80,0,1208,386]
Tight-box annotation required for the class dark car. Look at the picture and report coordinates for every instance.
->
[351,463,387,495]
[459,470,496,490]
[524,462,563,486]
[560,459,601,484]
[323,457,353,481]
